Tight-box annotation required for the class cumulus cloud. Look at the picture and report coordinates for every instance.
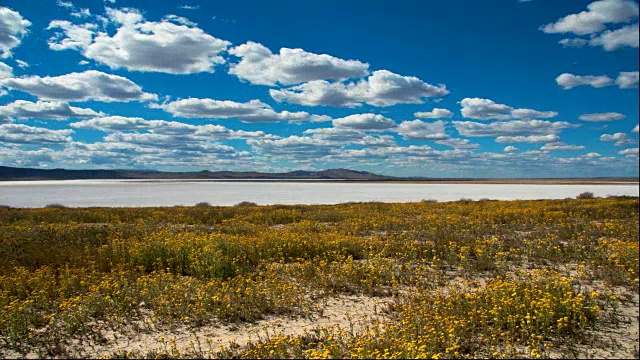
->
[555,73,615,89]
[48,7,231,74]
[56,1,74,8]
[228,41,370,86]
[616,71,639,88]
[504,146,519,153]
[495,134,561,143]
[414,108,454,119]
[540,142,586,151]
[102,132,247,155]
[590,23,639,50]
[459,98,558,120]
[0,61,11,78]
[395,120,447,140]
[0,100,103,120]
[47,21,97,51]
[541,0,639,35]
[70,116,272,140]
[0,7,31,58]
[0,70,158,102]
[156,98,330,123]
[435,138,480,150]
[248,136,338,159]
[557,71,639,89]
[618,147,639,155]
[0,123,73,145]
[633,125,639,132]
[302,127,365,142]
[332,113,396,130]
[579,112,626,121]
[454,120,577,137]
[161,14,197,27]
[600,132,635,146]
[558,38,589,48]
[270,70,449,107]
[460,98,512,120]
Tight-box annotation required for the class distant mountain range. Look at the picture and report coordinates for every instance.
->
[0,166,396,181]
[1,166,637,182]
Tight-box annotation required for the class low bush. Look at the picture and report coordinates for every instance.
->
[44,203,67,208]
[576,191,595,199]
[235,201,258,207]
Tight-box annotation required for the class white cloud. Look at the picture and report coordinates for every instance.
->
[414,108,454,119]
[270,70,449,107]
[600,132,635,146]
[435,138,480,150]
[161,14,197,27]
[299,127,396,148]
[332,113,396,130]
[0,61,11,78]
[454,120,577,137]
[228,41,369,86]
[15,59,27,68]
[460,97,512,120]
[0,123,73,145]
[555,73,614,89]
[541,0,639,35]
[71,8,91,18]
[56,1,74,8]
[47,20,97,51]
[589,23,639,50]
[395,120,447,140]
[0,70,158,102]
[618,147,639,155]
[579,112,626,121]
[616,71,639,88]
[459,97,557,120]
[633,125,639,132]
[48,7,231,74]
[495,134,561,143]
[248,136,338,159]
[0,100,103,120]
[303,127,365,141]
[71,116,271,140]
[156,97,330,123]
[178,5,200,10]
[0,147,56,167]
[504,146,519,153]
[101,132,248,156]
[586,152,601,157]
[558,38,589,48]
[0,7,31,58]
[540,142,586,151]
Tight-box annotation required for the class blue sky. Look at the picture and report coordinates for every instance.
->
[0,0,638,177]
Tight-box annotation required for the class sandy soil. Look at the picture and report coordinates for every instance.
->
[82,295,392,358]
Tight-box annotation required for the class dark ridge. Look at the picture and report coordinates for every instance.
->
[0,166,394,181]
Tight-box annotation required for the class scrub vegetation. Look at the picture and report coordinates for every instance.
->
[0,197,638,358]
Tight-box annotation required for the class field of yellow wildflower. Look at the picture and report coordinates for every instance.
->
[0,196,638,358]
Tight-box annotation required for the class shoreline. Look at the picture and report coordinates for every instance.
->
[1,178,638,185]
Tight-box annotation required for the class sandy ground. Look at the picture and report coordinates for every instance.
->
[83,295,392,358]
[551,290,639,359]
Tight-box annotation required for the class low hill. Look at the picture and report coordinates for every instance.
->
[0,166,394,181]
